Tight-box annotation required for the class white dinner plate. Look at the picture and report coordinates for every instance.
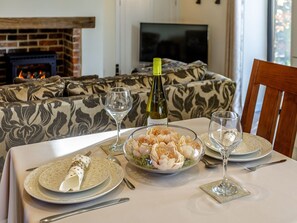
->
[200,132,263,156]
[201,134,273,162]
[38,157,110,193]
[24,159,124,204]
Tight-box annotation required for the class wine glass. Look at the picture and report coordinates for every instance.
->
[104,87,133,154]
[208,111,243,196]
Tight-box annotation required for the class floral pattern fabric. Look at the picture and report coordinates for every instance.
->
[0,76,65,103]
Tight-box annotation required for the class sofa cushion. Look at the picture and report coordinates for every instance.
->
[66,74,153,96]
[134,59,207,85]
[163,60,207,85]
[64,75,103,96]
[65,81,95,96]
[63,74,99,81]
[0,76,65,102]
[103,73,152,89]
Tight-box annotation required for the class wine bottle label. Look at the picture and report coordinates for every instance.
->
[147,117,168,126]
[153,58,162,76]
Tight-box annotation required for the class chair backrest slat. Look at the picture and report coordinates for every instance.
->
[257,87,282,142]
[274,92,297,156]
[242,59,297,157]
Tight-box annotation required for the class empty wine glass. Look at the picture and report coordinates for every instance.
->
[208,111,243,196]
[104,87,133,154]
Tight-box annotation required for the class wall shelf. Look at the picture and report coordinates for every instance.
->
[0,17,95,29]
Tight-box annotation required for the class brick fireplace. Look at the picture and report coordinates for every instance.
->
[0,17,95,85]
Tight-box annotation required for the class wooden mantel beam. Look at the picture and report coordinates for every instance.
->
[0,17,95,29]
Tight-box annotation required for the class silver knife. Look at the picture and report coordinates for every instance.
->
[39,197,129,223]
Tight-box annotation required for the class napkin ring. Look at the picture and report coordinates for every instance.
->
[70,160,88,170]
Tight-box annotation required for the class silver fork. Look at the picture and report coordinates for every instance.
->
[107,154,135,190]
[245,159,287,172]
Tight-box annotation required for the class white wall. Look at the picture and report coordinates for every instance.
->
[117,0,180,74]
[0,0,116,77]
[179,0,227,74]
[241,0,267,108]
[101,0,116,76]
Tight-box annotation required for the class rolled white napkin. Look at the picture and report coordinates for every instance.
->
[59,154,91,192]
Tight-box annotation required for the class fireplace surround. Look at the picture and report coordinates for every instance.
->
[0,17,95,85]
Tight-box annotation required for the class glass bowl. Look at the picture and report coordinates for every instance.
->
[123,124,205,174]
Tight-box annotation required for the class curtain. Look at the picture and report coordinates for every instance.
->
[224,0,245,115]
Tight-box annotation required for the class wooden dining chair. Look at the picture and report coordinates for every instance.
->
[241,59,297,157]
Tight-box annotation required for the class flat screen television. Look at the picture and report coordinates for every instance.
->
[139,22,208,64]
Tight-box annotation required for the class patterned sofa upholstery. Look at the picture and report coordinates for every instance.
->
[0,59,236,178]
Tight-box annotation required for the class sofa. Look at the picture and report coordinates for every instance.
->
[0,59,236,178]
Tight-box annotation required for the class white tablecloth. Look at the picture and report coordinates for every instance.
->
[1,118,297,223]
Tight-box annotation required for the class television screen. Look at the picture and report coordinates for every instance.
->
[139,23,208,64]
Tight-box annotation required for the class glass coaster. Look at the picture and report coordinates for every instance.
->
[200,178,250,203]
[100,138,125,156]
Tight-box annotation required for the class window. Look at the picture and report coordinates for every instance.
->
[269,0,292,65]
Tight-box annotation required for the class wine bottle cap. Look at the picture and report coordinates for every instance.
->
[153,58,162,75]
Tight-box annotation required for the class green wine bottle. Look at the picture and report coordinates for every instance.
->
[146,58,168,126]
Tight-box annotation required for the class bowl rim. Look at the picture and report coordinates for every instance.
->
[123,124,205,174]
[128,124,198,139]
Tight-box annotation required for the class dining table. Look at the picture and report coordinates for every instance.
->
[1,117,297,223]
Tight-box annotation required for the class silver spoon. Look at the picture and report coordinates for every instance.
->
[107,155,136,190]
[201,158,220,168]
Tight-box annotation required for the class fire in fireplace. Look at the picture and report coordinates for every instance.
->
[5,51,57,84]
[18,64,49,80]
